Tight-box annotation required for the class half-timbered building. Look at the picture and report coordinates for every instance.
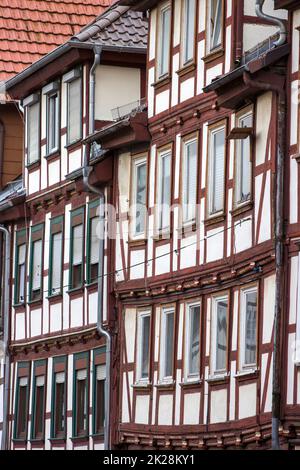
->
[107,0,300,450]
[0,3,147,450]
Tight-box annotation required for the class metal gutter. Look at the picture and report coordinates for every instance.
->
[0,225,11,450]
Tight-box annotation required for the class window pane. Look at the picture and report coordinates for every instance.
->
[32,239,42,291]
[76,371,87,435]
[141,315,150,379]
[216,300,227,372]
[48,93,59,152]
[51,232,62,294]
[68,78,81,144]
[135,162,147,235]
[95,365,105,434]
[183,140,197,222]
[188,305,200,375]
[164,311,174,378]
[210,128,225,214]
[244,291,257,366]
[159,152,171,230]
[159,7,171,77]
[211,0,222,50]
[17,244,26,303]
[34,382,45,437]
[73,224,83,266]
[183,0,195,63]
[17,382,28,437]
[90,217,99,264]
[236,114,252,204]
[28,102,39,164]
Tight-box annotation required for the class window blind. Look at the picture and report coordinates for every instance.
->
[90,217,99,264]
[55,372,65,384]
[32,239,42,291]
[51,232,62,291]
[73,224,83,266]
[211,128,225,214]
[28,102,39,164]
[68,78,81,144]
[96,365,106,381]
[77,369,87,381]
[183,140,197,222]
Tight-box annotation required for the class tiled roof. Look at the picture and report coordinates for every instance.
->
[73,3,147,50]
[0,0,113,81]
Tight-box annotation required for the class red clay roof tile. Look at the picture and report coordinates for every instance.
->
[0,0,114,81]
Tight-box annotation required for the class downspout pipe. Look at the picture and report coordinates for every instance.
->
[83,46,112,450]
[243,71,286,451]
[255,0,287,47]
[0,225,11,450]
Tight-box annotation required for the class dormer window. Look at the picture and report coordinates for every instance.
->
[157,2,171,79]
[44,81,60,155]
[63,68,82,146]
[207,0,223,53]
[24,93,40,165]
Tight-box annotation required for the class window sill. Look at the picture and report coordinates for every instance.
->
[202,48,224,64]
[152,229,172,241]
[180,378,202,388]
[91,432,104,440]
[206,373,230,385]
[67,286,84,296]
[65,138,82,152]
[155,380,175,391]
[13,302,26,309]
[70,435,89,444]
[46,293,63,301]
[12,438,27,445]
[128,238,148,248]
[26,159,40,171]
[132,381,152,390]
[177,222,197,237]
[231,201,253,218]
[49,437,66,445]
[29,438,45,444]
[85,281,98,289]
[176,62,196,78]
[235,368,259,381]
[27,298,43,306]
[204,213,226,228]
[151,74,171,91]
[45,150,60,161]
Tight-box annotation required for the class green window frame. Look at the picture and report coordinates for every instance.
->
[29,223,44,302]
[92,347,106,436]
[51,356,67,439]
[87,200,100,285]
[30,360,47,441]
[14,229,27,305]
[69,207,85,291]
[73,351,89,438]
[13,362,30,441]
[48,216,64,297]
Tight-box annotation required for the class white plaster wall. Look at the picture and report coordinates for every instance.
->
[239,383,257,419]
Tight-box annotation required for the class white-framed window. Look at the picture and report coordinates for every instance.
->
[136,310,151,382]
[24,94,40,165]
[235,112,253,206]
[71,223,84,289]
[240,287,258,370]
[211,295,228,376]
[46,83,60,155]
[157,149,172,232]
[16,244,26,304]
[31,239,43,301]
[160,307,175,382]
[208,124,226,216]
[185,302,201,380]
[157,2,171,79]
[131,156,147,238]
[207,0,223,53]
[181,0,196,65]
[64,69,82,145]
[182,137,197,224]
[50,232,63,295]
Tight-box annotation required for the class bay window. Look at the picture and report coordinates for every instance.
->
[211,295,228,376]
[234,112,253,206]
[157,148,172,232]
[240,287,258,370]
[31,365,46,440]
[160,307,175,382]
[157,3,171,79]
[14,362,30,440]
[131,156,147,238]
[49,216,63,296]
[93,355,106,435]
[182,137,197,224]
[51,356,67,439]
[136,310,151,382]
[182,0,196,65]
[87,201,100,284]
[207,0,223,53]
[64,68,82,145]
[185,303,201,379]
[24,93,40,165]
[29,224,44,302]
[69,208,84,290]
[14,229,27,305]
[73,354,89,438]
[208,124,226,217]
